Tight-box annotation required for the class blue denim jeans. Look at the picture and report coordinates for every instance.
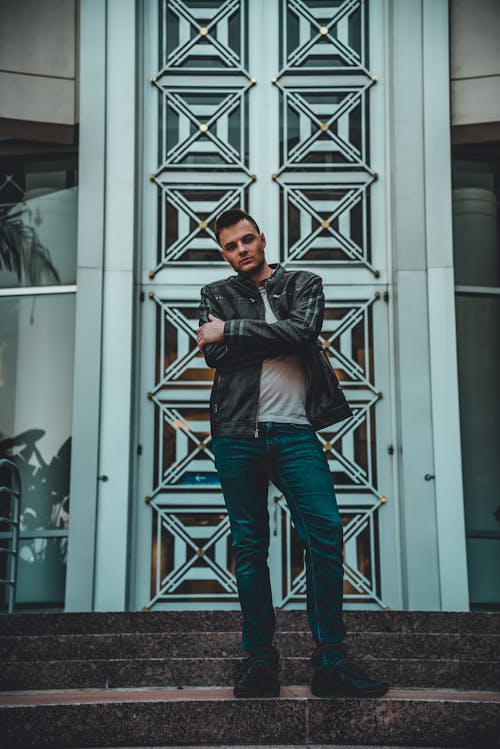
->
[213,422,347,668]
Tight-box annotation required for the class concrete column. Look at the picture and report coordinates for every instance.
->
[92,0,138,611]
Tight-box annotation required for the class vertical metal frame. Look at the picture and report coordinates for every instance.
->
[131,0,158,611]
[368,0,403,609]
[389,0,441,609]
[68,0,139,612]
[92,0,138,610]
[389,0,468,610]
[65,0,107,611]
[422,0,468,609]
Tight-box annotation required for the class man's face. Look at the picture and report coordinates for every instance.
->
[218,219,266,277]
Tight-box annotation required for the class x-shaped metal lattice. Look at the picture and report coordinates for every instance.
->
[150,178,252,273]
[275,81,374,171]
[159,0,250,77]
[152,83,254,173]
[279,0,369,77]
[273,495,384,607]
[148,502,237,607]
[319,296,377,385]
[316,396,380,495]
[150,401,214,494]
[277,176,374,269]
[150,300,203,389]
[0,174,24,202]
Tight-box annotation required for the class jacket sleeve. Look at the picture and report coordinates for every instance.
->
[199,285,271,370]
[223,273,324,356]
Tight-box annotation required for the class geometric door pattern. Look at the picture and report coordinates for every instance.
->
[143,0,388,609]
[274,0,378,273]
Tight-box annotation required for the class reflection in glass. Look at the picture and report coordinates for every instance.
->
[16,537,67,606]
[0,169,77,288]
[453,188,499,287]
[0,295,75,607]
[456,295,500,531]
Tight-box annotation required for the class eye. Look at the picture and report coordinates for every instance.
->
[224,243,237,252]
[242,235,255,244]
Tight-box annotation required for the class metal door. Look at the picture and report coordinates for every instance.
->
[132,0,401,611]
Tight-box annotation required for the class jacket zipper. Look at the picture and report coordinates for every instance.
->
[214,373,223,414]
[254,363,263,438]
[253,294,264,438]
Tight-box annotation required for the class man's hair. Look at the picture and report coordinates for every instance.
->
[214,209,260,245]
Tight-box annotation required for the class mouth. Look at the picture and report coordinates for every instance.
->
[240,257,253,266]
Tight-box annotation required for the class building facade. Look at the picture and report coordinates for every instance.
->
[1,0,498,614]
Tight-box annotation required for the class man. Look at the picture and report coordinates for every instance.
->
[197,209,388,699]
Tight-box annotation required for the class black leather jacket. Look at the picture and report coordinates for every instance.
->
[199,263,352,438]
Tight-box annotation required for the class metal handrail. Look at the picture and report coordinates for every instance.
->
[0,459,21,613]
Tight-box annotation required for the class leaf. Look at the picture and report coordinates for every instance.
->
[0,206,61,285]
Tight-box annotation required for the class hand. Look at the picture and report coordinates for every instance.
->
[197,314,225,350]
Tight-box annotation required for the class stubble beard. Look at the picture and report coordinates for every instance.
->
[240,255,265,280]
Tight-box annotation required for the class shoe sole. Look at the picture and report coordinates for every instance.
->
[311,686,389,698]
[234,686,281,698]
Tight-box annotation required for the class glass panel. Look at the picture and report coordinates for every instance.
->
[0,295,75,578]
[455,295,500,533]
[453,188,499,287]
[466,539,500,605]
[452,152,500,288]
[0,157,78,288]
[14,537,67,607]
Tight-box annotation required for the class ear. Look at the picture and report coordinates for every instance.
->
[261,232,266,248]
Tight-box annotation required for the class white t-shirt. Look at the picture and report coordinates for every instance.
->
[256,284,309,424]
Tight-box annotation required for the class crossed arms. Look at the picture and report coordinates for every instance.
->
[197,274,325,371]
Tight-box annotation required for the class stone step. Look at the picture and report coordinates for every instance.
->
[1,655,498,692]
[1,630,499,662]
[77,745,467,749]
[1,609,499,636]
[77,746,467,749]
[0,686,498,748]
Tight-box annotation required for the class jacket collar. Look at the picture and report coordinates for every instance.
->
[236,262,284,291]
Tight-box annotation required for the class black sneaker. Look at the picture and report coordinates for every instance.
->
[311,660,389,698]
[234,658,280,698]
